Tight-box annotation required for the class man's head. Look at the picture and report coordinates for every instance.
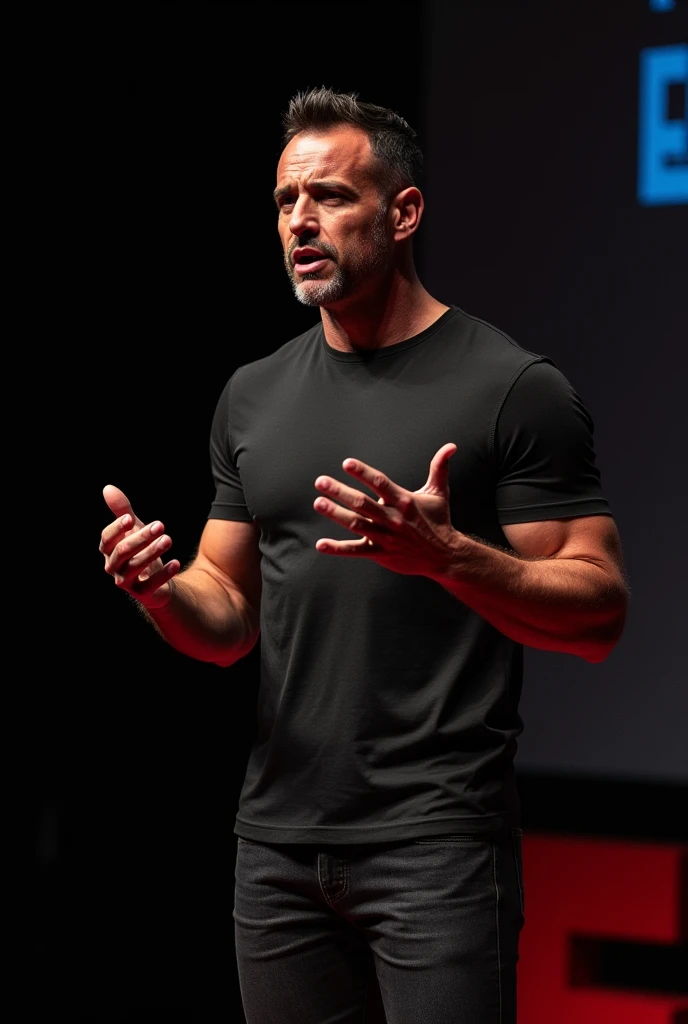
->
[275,87,424,309]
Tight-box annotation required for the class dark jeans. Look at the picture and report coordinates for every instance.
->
[233,828,525,1023]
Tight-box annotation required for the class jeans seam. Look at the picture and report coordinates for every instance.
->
[330,859,349,903]
[492,839,502,1023]
[511,829,524,917]
[318,855,350,906]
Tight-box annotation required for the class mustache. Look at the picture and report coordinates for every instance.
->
[288,240,338,264]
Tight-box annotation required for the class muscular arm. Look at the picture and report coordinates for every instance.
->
[428,515,628,663]
[144,519,262,667]
[143,570,251,669]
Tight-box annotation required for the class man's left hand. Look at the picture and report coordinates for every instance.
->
[313,443,460,576]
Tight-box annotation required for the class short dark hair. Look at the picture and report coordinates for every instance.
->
[282,86,423,200]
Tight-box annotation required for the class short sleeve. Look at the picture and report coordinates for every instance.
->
[493,359,611,524]
[207,373,253,522]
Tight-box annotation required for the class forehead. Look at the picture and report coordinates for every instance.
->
[276,127,375,189]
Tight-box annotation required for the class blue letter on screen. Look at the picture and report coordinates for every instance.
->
[638,45,688,205]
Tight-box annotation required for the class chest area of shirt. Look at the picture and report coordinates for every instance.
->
[234,375,496,533]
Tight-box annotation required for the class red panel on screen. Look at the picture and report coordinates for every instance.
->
[519,834,687,1024]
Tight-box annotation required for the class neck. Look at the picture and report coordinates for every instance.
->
[319,265,449,353]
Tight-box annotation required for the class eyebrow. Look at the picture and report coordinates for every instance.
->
[272,180,360,203]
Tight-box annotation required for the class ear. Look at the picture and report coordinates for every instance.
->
[391,186,423,241]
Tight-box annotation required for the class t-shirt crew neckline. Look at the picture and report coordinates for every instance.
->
[320,306,459,362]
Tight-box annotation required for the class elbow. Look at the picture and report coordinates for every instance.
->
[582,645,614,665]
[213,626,260,668]
[581,590,629,664]
[580,632,621,664]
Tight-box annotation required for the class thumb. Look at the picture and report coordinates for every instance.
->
[432,442,457,481]
[436,442,457,463]
[421,443,457,495]
[103,484,143,527]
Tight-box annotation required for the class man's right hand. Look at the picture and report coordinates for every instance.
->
[100,484,180,609]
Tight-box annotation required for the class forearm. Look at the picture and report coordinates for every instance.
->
[428,533,627,663]
[141,567,257,667]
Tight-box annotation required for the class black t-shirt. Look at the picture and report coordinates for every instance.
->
[208,306,611,843]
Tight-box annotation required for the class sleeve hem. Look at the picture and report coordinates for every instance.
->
[208,502,253,523]
[497,498,611,525]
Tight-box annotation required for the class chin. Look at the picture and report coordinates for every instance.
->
[294,289,323,308]
[293,276,347,307]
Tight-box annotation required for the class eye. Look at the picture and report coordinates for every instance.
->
[277,195,296,210]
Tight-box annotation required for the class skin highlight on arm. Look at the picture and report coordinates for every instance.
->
[141,562,259,668]
[428,519,629,664]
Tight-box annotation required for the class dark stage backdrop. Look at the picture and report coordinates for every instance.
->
[33,2,430,1019]
[421,0,688,785]
[30,0,686,1019]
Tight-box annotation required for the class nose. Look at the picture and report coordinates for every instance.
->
[288,194,319,240]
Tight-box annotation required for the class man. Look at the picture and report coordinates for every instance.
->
[100,87,628,1023]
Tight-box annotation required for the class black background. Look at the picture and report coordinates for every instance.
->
[32,3,428,1019]
[28,1,686,1019]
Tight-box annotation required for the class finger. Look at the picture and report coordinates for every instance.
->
[103,484,143,527]
[114,534,172,586]
[313,496,384,540]
[99,512,135,556]
[314,475,390,523]
[315,537,373,555]
[108,520,167,574]
[131,558,181,601]
[340,459,405,505]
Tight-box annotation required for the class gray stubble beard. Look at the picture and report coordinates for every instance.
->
[286,204,390,308]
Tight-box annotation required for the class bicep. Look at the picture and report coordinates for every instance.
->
[192,518,262,634]
[503,514,626,584]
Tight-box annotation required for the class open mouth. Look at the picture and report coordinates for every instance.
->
[293,255,330,275]
[292,247,332,275]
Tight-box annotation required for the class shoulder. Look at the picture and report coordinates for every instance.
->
[209,321,321,420]
[450,307,542,358]
[497,358,591,430]
[448,306,552,379]
[230,321,322,392]
[445,309,586,410]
